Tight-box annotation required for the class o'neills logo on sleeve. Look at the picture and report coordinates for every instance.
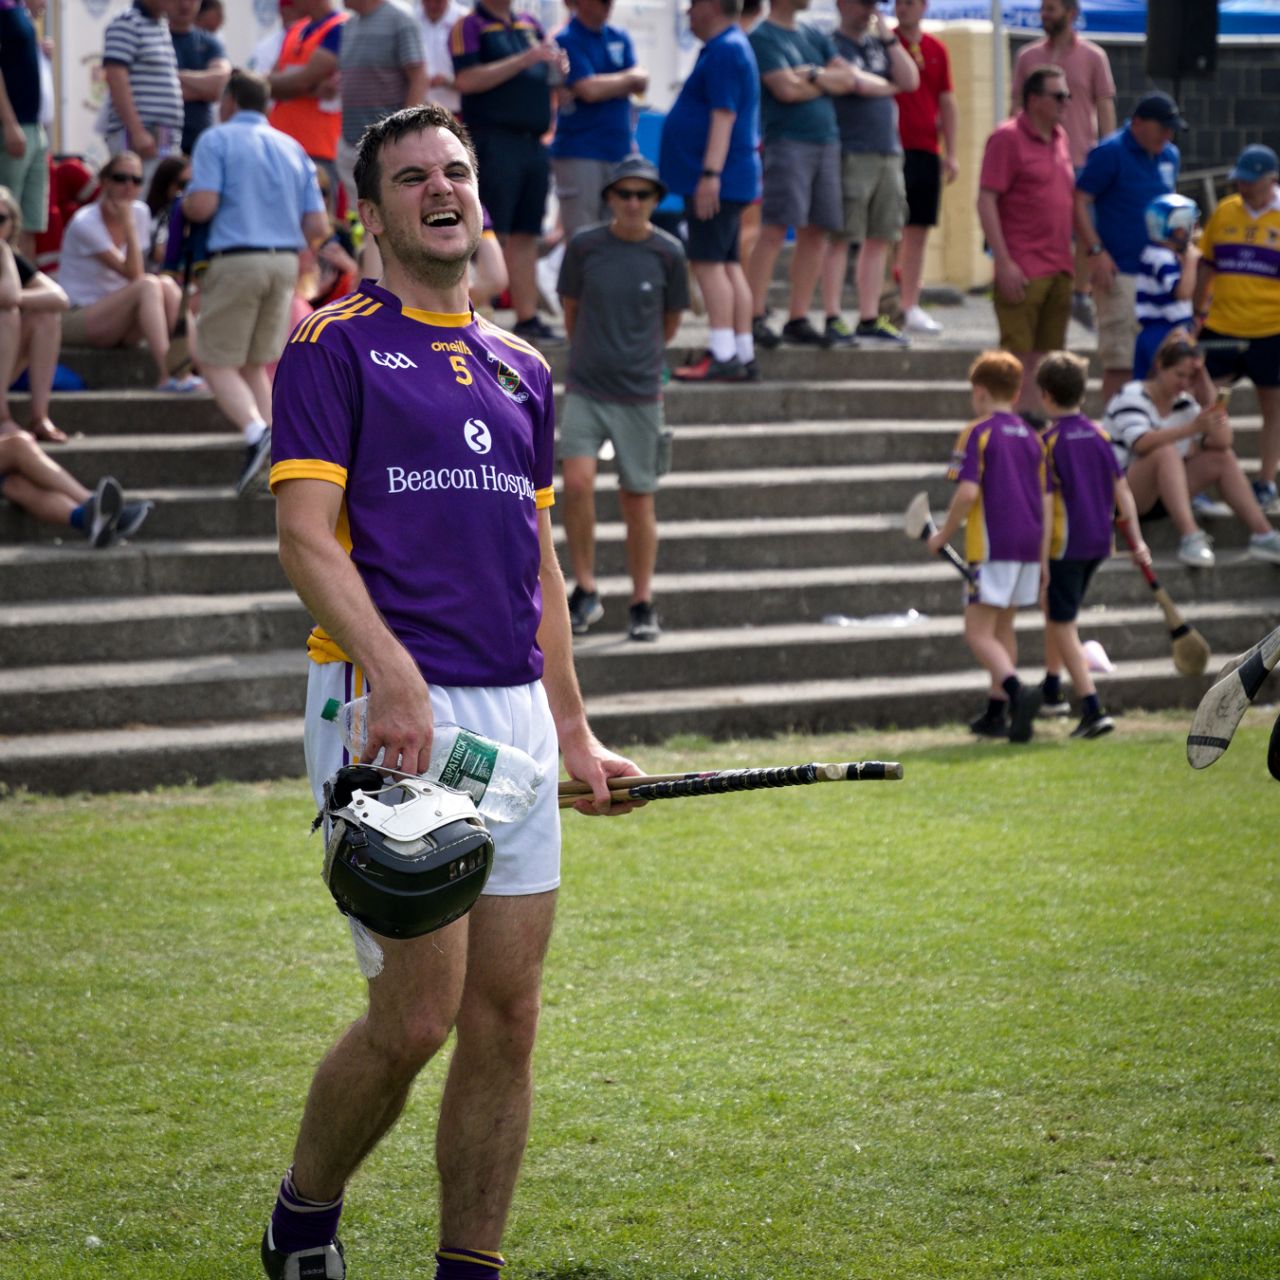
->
[386,464,536,501]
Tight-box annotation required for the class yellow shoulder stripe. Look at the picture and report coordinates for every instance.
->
[291,293,384,345]
[475,316,551,372]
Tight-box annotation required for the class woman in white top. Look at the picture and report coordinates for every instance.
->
[1103,337,1280,570]
[0,184,69,442]
[58,152,200,393]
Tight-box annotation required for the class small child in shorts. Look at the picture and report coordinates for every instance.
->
[929,350,1050,742]
[1035,351,1151,738]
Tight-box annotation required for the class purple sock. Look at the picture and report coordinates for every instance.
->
[269,1168,343,1254]
[435,1246,505,1280]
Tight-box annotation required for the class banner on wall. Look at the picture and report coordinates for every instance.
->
[923,1,1280,35]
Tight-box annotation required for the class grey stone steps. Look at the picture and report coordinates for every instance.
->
[9,390,230,435]
[1,552,1272,670]
[0,655,1247,793]
[4,594,1275,739]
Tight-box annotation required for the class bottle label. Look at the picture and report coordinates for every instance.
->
[437,730,498,805]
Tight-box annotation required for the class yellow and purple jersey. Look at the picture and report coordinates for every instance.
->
[270,280,556,687]
[947,411,1045,564]
[1200,190,1280,338]
[1043,413,1123,561]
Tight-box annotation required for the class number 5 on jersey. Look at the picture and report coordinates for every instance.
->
[450,355,472,386]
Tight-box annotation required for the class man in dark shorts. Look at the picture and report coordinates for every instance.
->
[660,0,761,381]
[453,0,569,343]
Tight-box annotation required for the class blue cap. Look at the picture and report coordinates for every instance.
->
[1132,91,1187,131]
[1229,144,1279,183]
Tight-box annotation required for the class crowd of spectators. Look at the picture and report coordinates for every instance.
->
[1,0,1277,609]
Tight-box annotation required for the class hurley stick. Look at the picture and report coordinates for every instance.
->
[903,491,976,583]
[1187,623,1280,769]
[1115,519,1210,676]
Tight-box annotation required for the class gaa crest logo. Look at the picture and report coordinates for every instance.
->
[486,351,529,403]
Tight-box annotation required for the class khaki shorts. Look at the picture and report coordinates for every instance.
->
[0,124,49,232]
[559,392,670,494]
[994,271,1072,354]
[60,307,93,345]
[197,251,299,367]
[1094,271,1139,370]
[553,156,613,240]
[840,151,907,243]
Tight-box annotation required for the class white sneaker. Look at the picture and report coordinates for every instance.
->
[903,304,942,333]
[1248,530,1280,563]
[1177,530,1215,568]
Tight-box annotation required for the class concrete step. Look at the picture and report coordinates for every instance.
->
[0,591,310,668]
[3,654,1264,793]
[571,598,1280,697]
[10,390,230,436]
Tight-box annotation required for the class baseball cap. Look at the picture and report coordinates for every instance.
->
[1132,91,1187,130]
[1229,144,1280,182]
[602,155,667,201]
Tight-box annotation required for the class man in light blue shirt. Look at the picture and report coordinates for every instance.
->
[185,69,329,495]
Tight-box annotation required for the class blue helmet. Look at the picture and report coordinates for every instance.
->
[1145,193,1200,245]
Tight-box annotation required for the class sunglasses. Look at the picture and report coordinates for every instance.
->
[611,186,658,202]
[1042,90,1071,103]
[109,172,145,186]
[0,213,10,226]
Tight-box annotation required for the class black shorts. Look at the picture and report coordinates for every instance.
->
[1047,557,1102,623]
[1199,326,1280,389]
[902,148,941,228]
[684,199,745,263]
[472,128,549,237]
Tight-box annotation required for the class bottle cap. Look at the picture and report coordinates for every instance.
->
[321,697,342,722]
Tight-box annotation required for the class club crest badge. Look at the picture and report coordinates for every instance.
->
[487,351,529,403]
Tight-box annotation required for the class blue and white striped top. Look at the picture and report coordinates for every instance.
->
[1135,243,1193,329]
[102,2,183,135]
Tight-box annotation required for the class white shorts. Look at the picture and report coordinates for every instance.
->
[966,559,1040,609]
[304,661,562,897]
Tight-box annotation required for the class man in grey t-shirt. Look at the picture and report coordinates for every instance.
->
[556,157,688,641]
[337,0,426,208]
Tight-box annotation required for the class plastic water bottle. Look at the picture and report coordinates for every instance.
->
[320,696,543,822]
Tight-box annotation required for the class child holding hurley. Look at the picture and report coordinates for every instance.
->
[1035,351,1150,739]
[929,350,1049,742]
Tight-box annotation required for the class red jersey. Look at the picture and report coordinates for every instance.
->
[894,28,952,155]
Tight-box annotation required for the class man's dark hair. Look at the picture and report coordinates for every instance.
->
[354,104,478,205]
[199,0,223,11]
[720,0,746,17]
[1156,339,1201,370]
[226,68,270,115]
[1035,350,1088,409]
[1022,63,1065,109]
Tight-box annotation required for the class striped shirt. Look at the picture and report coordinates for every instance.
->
[1102,381,1199,469]
[339,1,424,147]
[1135,243,1192,327]
[101,2,183,134]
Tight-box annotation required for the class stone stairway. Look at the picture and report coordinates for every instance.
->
[2,328,1278,792]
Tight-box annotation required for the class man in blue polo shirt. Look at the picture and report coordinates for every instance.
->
[551,0,648,239]
[1075,89,1182,402]
[184,69,329,496]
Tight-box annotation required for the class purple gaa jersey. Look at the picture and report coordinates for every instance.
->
[1042,413,1122,561]
[269,280,556,687]
[947,411,1045,564]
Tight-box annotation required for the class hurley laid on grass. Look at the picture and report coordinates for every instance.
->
[2,715,1277,1280]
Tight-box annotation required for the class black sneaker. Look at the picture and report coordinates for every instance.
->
[969,708,1009,738]
[627,600,661,641]
[87,475,123,548]
[237,429,273,497]
[823,315,859,348]
[512,315,564,345]
[261,1225,346,1279]
[116,500,155,540]
[781,316,825,346]
[743,359,762,381]
[751,314,780,349]
[1070,709,1115,739]
[1008,684,1043,743]
[568,585,604,635]
[855,316,910,346]
[672,351,746,382]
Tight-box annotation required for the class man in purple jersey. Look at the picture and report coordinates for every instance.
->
[929,350,1050,742]
[264,102,641,1280]
[1035,351,1148,739]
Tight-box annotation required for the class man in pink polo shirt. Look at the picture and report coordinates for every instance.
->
[977,64,1075,414]
[1011,0,1116,329]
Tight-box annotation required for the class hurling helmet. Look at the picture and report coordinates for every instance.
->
[1144,193,1200,245]
[318,766,494,939]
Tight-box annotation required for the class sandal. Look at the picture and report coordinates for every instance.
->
[28,418,69,444]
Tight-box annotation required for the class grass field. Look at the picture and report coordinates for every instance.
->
[2,713,1278,1279]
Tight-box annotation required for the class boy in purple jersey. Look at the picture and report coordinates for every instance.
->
[1035,351,1150,738]
[264,103,642,1280]
[929,350,1050,741]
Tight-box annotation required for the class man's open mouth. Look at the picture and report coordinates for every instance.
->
[423,211,461,227]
